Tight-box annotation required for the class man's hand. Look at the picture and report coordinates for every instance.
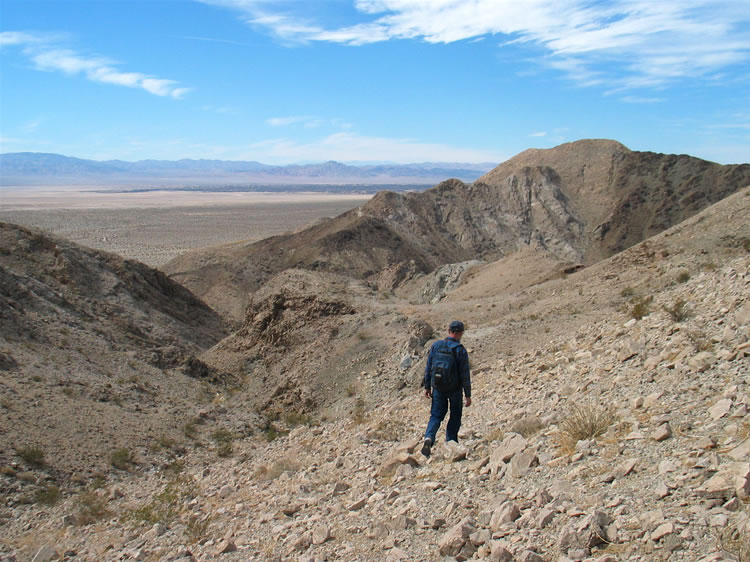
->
[424,388,432,398]
[465,396,472,407]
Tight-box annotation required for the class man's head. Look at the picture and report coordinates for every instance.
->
[448,320,465,339]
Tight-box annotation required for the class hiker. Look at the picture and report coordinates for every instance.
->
[421,320,471,457]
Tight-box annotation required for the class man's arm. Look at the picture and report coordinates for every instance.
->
[457,346,471,405]
[423,343,434,397]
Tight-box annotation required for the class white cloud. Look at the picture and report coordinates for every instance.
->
[2,32,189,98]
[201,0,750,90]
[529,131,547,137]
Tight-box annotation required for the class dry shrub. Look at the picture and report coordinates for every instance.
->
[714,520,750,561]
[254,458,301,481]
[511,416,544,438]
[485,428,505,442]
[664,298,690,322]
[558,402,614,453]
[15,446,45,468]
[629,296,652,320]
[76,490,111,525]
[34,485,62,506]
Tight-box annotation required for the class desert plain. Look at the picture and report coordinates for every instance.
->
[0,187,372,266]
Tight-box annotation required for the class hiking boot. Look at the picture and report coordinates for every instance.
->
[421,438,433,457]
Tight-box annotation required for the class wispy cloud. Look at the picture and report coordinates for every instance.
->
[266,115,351,129]
[529,132,547,137]
[200,1,750,90]
[0,31,190,98]
[620,95,665,104]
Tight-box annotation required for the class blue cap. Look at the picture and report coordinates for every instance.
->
[449,320,465,333]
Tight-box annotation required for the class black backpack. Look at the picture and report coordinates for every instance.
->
[430,339,461,392]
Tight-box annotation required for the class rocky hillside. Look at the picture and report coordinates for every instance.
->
[0,223,234,478]
[2,186,748,561]
[164,140,750,323]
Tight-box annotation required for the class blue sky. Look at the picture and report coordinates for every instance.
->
[1,0,749,165]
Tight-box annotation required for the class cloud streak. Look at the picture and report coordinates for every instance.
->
[0,31,190,98]
[200,0,750,90]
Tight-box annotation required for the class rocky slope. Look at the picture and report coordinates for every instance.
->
[2,182,749,561]
[0,222,233,478]
[164,140,750,323]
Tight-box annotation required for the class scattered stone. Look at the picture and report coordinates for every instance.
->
[708,399,733,420]
[651,522,674,541]
[652,423,672,442]
[215,540,237,555]
[696,462,750,499]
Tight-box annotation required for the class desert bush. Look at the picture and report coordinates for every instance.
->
[211,428,236,457]
[676,271,690,284]
[352,397,367,424]
[511,416,545,438]
[629,296,652,320]
[110,448,134,470]
[743,237,750,253]
[282,411,315,427]
[620,287,635,298]
[0,466,16,478]
[211,428,235,444]
[123,477,193,525]
[76,490,111,525]
[152,435,177,452]
[187,514,212,544]
[34,485,62,506]
[485,428,505,442]
[559,402,614,452]
[217,442,233,457]
[183,421,197,439]
[686,329,714,352]
[254,458,301,481]
[15,446,45,467]
[664,298,690,322]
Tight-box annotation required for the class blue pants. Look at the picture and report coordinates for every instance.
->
[425,388,463,443]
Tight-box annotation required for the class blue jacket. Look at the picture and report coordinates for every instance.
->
[423,336,471,397]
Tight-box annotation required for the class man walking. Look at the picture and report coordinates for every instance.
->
[421,320,471,457]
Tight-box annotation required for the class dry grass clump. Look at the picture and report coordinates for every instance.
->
[110,448,135,470]
[629,296,652,320]
[664,298,690,322]
[34,485,62,506]
[511,416,545,438]
[15,446,45,468]
[558,402,614,453]
[714,518,750,561]
[254,457,301,481]
[123,477,194,525]
[76,490,111,525]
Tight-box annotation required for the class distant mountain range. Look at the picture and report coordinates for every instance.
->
[0,152,495,186]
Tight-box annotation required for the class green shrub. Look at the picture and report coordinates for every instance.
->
[620,287,635,298]
[123,477,193,525]
[15,446,45,467]
[34,485,62,506]
[629,296,652,320]
[110,448,134,470]
[76,491,111,525]
[183,421,197,439]
[211,428,235,444]
[676,271,690,284]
